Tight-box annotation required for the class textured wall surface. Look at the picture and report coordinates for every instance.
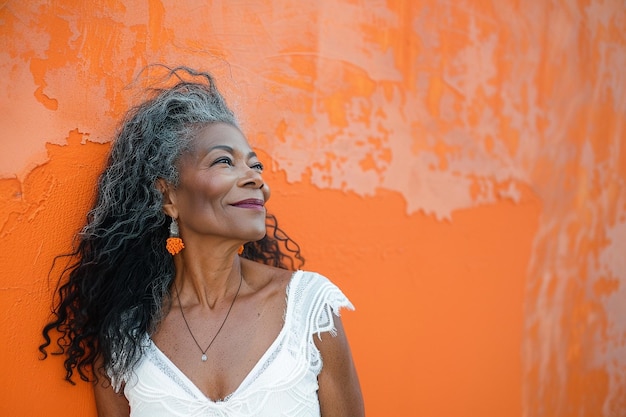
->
[1,1,624,416]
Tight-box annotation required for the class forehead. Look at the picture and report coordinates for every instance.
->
[189,123,250,153]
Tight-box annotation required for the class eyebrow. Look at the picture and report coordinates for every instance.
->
[206,145,257,159]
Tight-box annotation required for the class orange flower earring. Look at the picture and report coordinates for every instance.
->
[166,217,185,255]
[238,245,244,255]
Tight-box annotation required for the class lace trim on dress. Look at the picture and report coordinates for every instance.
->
[146,342,202,399]
[288,271,355,374]
[312,282,354,339]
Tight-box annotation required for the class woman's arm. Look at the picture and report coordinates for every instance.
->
[93,380,130,417]
[315,316,365,417]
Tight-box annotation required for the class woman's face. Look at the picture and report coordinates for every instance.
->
[168,123,270,245]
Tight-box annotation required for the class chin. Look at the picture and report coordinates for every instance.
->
[252,231,268,242]
[246,227,267,242]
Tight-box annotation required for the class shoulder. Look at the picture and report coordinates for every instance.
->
[241,258,294,296]
[290,270,353,307]
[287,270,355,337]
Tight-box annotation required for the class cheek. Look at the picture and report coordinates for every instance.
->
[176,178,224,212]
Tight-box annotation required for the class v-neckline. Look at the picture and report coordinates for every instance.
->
[149,270,301,403]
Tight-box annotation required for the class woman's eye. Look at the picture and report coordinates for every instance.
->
[212,157,233,166]
[252,162,264,171]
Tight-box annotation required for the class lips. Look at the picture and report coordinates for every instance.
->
[230,198,265,209]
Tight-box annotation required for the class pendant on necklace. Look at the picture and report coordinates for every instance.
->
[201,354,207,362]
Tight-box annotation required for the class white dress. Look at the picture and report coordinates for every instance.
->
[121,271,354,417]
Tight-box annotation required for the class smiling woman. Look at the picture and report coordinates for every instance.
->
[39,66,364,417]
[161,123,271,245]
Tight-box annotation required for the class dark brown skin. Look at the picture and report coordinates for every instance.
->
[94,124,364,416]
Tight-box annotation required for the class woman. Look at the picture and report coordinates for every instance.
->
[40,67,364,416]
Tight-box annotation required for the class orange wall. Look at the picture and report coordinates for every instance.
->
[1,1,625,416]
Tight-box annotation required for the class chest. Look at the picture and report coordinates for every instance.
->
[152,293,286,401]
[125,333,321,417]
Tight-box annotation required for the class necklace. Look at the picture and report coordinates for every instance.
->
[174,271,243,362]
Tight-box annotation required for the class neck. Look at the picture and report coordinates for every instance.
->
[172,246,244,309]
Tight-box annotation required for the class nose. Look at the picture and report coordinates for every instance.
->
[239,166,265,189]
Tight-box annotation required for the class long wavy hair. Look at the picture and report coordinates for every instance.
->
[39,66,304,386]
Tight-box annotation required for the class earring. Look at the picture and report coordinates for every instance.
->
[238,245,244,255]
[166,217,185,255]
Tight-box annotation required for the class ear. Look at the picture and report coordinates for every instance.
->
[155,178,178,218]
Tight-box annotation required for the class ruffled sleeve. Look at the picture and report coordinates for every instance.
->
[287,271,354,374]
